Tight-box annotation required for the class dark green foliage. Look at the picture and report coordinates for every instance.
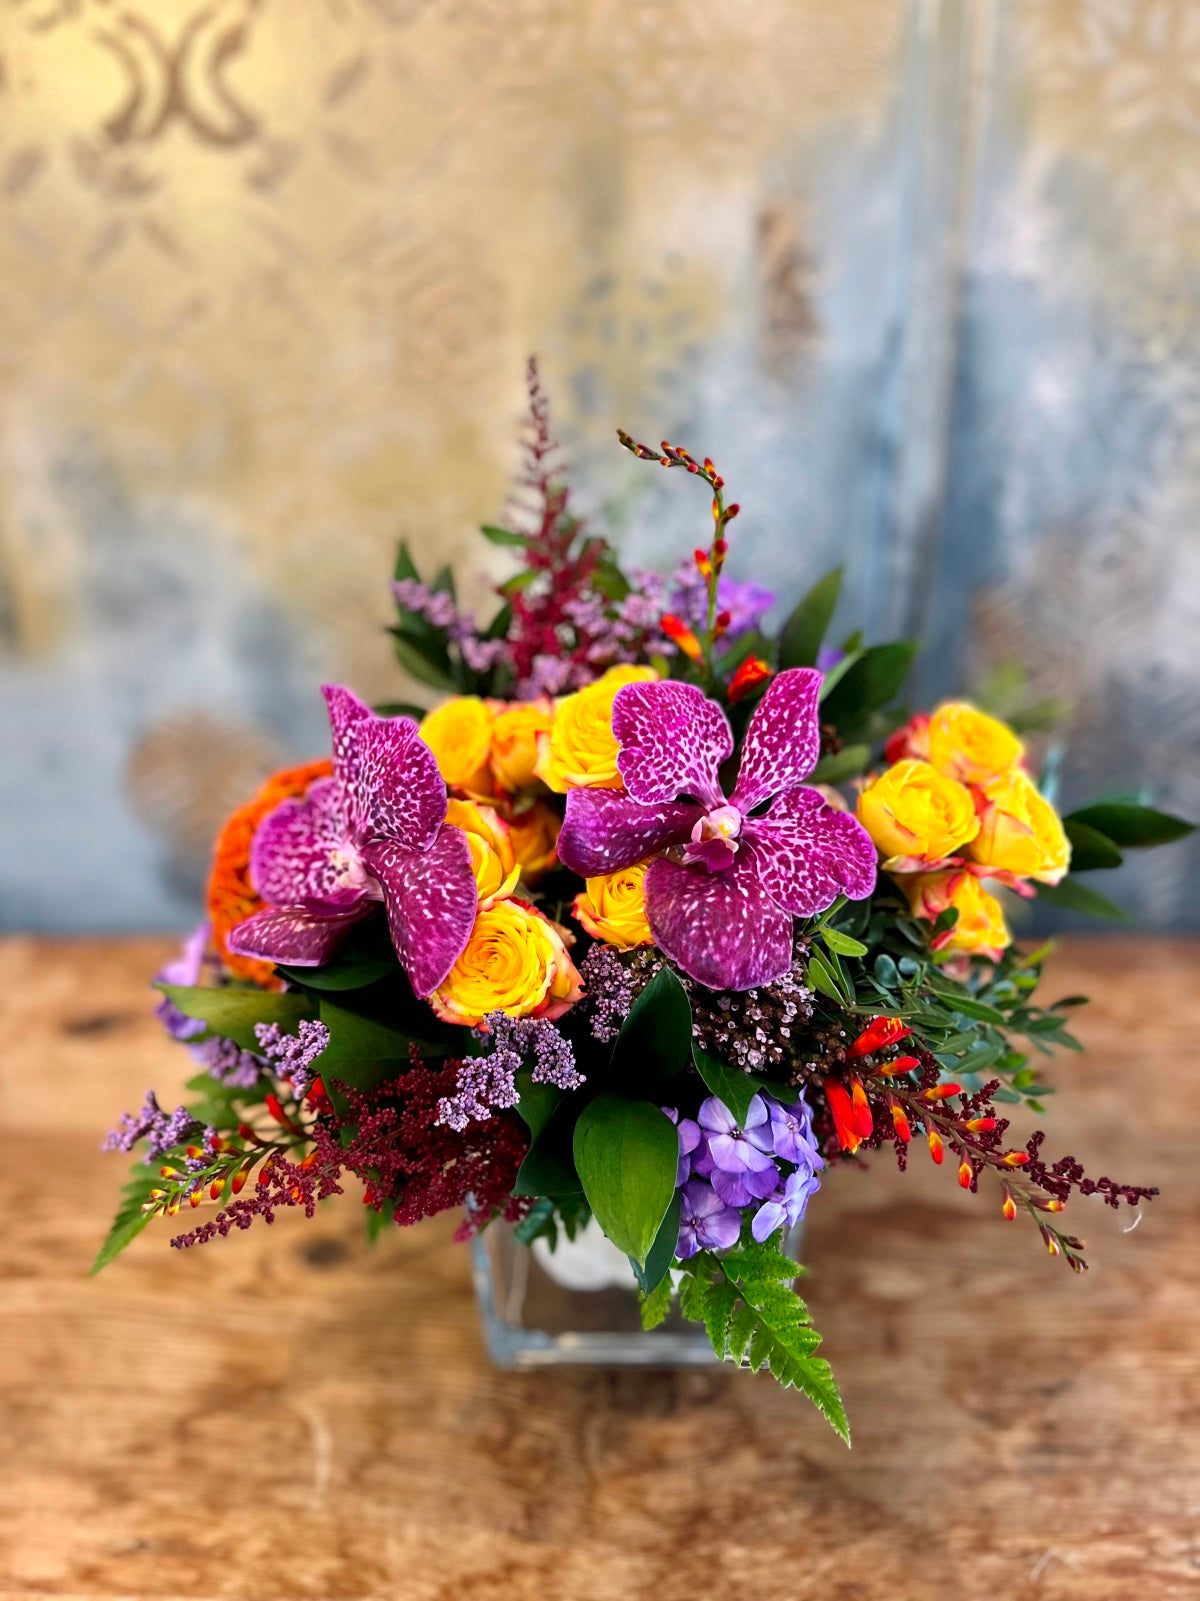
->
[777,568,842,668]
[91,1166,161,1275]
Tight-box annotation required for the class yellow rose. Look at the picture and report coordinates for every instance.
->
[927,701,1023,786]
[573,862,654,949]
[420,697,495,794]
[430,899,584,1027]
[489,700,553,794]
[534,665,658,792]
[901,868,1011,960]
[967,769,1070,884]
[507,800,561,885]
[855,759,979,867]
[445,798,520,909]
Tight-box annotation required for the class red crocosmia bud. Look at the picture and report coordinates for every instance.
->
[1001,1184,1017,1221]
[850,1077,874,1139]
[1002,1150,1031,1167]
[189,1188,203,1209]
[887,1097,911,1143]
[661,613,703,664]
[693,547,712,578]
[713,537,728,561]
[957,1159,973,1189]
[875,1053,920,1077]
[965,1117,996,1132]
[824,1078,862,1153]
[728,656,773,705]
[848,1017,913,1059]
[1039,1197,1065,1213]
[927,1128,944,1165]
[724,502,740,520]
[714,610,732,638]
[922,1082,962,1102]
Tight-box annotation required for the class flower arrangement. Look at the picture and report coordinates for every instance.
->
[99,363,1193,1442]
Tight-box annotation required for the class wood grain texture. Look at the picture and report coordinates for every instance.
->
[1,935,1197,1600]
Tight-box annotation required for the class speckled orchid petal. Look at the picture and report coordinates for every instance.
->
[357,714,447,852]
[746,786,878,916]
[731,667,823,812]
[323,684,446,852]
[226,902,373,968]
[558,787,701,877]
[322,684,376,801]
[612,679,732,809]
[249,778,358,908]
[643,852,794,991]
[362,826,477,998]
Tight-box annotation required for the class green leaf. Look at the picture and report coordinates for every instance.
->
[810,744,871,785]
[153,984,316,1053]
[630,1192,682,1295]
[391,632,457,692]
[372,700,427,721]
[1065,802,1195,849]
[639,1274,675,1329]
[430,562,456,599]
[820,927,868,958]
[610,965,692,1081]
[1063,818,1123,871]
[941,993,1007,1026]
[513,1069,561,1143]
[821,641,917,729]
[693,1047,766,1127]
[498,569,540,596]
[393,540,420,583]
[778,568,842,668]
[816,649,863,703]
[513,1123,583,1198]
[480,523,529,547]
[91,1167,161,1274]
[277,938,399,993]
[572,1095,678,1266]
[806,946,845,1004]
[1036,876,1133,923]
[317,998,439,1089]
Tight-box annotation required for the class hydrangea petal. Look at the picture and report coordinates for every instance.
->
[358,714,447,851]
[226,903,372,967]
[731,667,823,811]
[612,679,732,808]
[362,826,477,998]
[745,786,877,916]
[558,787,700,877]
[249,778,354,907]
[643,852,793,991]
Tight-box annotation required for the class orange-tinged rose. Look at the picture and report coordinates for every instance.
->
[534,664,658,792]
[508,800,561,885]
[573,862,654,949]
[901,868,1011,960]
[883,712,931,766]
[445,798,519,909]
[430,899,584,1027]
[420,697,495,794]
[489,700,553,794]
[967,769,1070,885]
[927,701,1023,786]
[855,759,979,866]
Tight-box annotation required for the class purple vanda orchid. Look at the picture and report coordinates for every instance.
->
[227,686,477,997]
[557,668,877,990]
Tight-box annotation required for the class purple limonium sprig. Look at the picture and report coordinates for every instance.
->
[437,1013,584,1132]
[192,1035,263,1089]
[676,1180,742,1259]
[393,579,509,675]
[104,1092,203,1163]
[558,668,877,990]
[254,1019,331,1098]
[227,686,477,996]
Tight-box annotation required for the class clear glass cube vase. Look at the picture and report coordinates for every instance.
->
[472,1216,804,1370]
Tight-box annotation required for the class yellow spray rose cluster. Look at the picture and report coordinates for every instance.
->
[420,696,561,888]
[855,702,1071,960]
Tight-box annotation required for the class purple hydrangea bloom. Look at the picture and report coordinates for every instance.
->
[557,668,877,990]
[752,1166,822,1243]
[676,1179,743,1259]
[227,686,477,997]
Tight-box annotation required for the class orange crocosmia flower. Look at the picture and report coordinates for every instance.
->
[825,1077,869,1153]
[847,1016,912,1059]
[207,759,332,988]
[728,655,773,705]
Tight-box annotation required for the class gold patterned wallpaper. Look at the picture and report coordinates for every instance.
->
[2,0,1198,928]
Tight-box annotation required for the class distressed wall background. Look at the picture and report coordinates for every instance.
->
[0,0,1196,931]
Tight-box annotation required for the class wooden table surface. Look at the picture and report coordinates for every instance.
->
[2,935,1198,1601]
